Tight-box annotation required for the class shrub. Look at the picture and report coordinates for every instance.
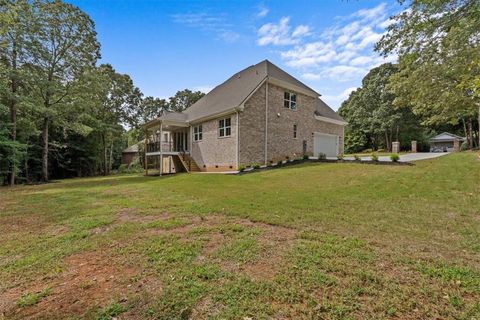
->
[277,160,283,166]
[117,159,143,174]
[460,141,468,151]
[354,154,361,161]
[238,165,246,172]
[303,154,309,160]
[371,153,379,161]
[337,154,344,160]
[318,153,327,160]
[252,163,261,169]
[390,153,400,162]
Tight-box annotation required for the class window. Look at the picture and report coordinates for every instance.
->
[293,124,297,139]
[219,117,231,137]
[284,91,297,110]
[193,125,202,141]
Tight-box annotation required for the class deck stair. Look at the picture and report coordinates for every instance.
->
[177,153,201,172]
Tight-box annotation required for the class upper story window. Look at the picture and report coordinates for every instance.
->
[193,124,202,141]
[293,124,297,139]
[284,91,297,110]
[219,117,231,137]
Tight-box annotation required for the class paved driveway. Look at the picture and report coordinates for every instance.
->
[343,152,450,163]
[393,152,449,162]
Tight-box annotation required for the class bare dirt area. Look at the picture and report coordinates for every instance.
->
[1,249,152,319]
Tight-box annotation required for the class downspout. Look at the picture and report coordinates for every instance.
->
[264,80,269,165]
[236,111,240,169]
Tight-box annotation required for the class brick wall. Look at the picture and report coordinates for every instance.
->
[190,114,238,171]
[239,82,344,166]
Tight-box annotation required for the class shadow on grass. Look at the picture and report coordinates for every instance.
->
[43,173,185,191]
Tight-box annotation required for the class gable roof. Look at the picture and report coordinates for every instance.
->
[146,60,343,127]
[122,142,140,153]
[430,132,466,142]
[315,98,345,122]
[184,60,319,122]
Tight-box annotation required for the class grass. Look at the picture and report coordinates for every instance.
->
[0,152,479,319]
[16,287,51,307]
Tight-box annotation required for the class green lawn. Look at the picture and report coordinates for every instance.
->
[1,153,479,319]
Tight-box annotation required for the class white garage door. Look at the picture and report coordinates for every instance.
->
[314,133,338,158]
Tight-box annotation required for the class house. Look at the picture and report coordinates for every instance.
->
[121,143,140,166]
[430,132,466,152]
[143,60,346,174]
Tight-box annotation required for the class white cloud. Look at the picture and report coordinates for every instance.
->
[354,3,387,20]
[220,30,240,43]
[172,12,240,43]
[302,73,321,80]
[256,6,269,18]
[323,65,368,81]
[255,2,398,108]
[349,55,374,66]
[257,17,310,46]
[321,87,358,110]
[292,25,311,38]
[281,41,336,67]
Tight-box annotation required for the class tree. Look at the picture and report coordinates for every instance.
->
[27,0,100,181]
[78,64,140,175]
[0,0,32,185]
[376,0,480,147]
[136,96,169,125]
[339,63,426,152]
[169,89,205,112]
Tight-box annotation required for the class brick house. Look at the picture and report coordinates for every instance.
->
[143,60,346,174]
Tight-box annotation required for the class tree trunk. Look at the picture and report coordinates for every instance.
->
[102,133,108,176]
[24,146,29,184]
[9,41,18,186]
[41,117,49,182]
[468,118,473,149]
[461,117,468,145]
[384,131,389,152]
[108,141,113,174]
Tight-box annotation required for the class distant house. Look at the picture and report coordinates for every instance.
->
[142,60,346,174]
[430,132,465,152]
[121,143,140,165]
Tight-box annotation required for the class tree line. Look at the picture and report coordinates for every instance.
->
[339,0,479,153]
[0,0,204,185]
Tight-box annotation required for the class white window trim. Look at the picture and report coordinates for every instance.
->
[193,124,202,142]
[284,91,297,110]
[218,117,232,138]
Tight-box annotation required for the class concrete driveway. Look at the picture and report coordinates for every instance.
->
[343,152,450,163]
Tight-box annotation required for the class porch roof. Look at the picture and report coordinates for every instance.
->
[144,112,189,130]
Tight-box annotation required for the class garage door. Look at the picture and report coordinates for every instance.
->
[313,133,338,158]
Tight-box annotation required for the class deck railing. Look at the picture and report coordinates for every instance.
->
[146,142,189,153]
[147,142,173,153]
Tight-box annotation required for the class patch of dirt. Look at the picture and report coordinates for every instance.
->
[191,216,298,281]
[2,249,159,319]
[189,297,222,319]
[116,207,169,223]
[241,223,296,281]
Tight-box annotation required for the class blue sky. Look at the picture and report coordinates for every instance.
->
[68,0,401,110]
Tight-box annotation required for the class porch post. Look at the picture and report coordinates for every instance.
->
[159,122,163,176]
[144,130,148,176]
